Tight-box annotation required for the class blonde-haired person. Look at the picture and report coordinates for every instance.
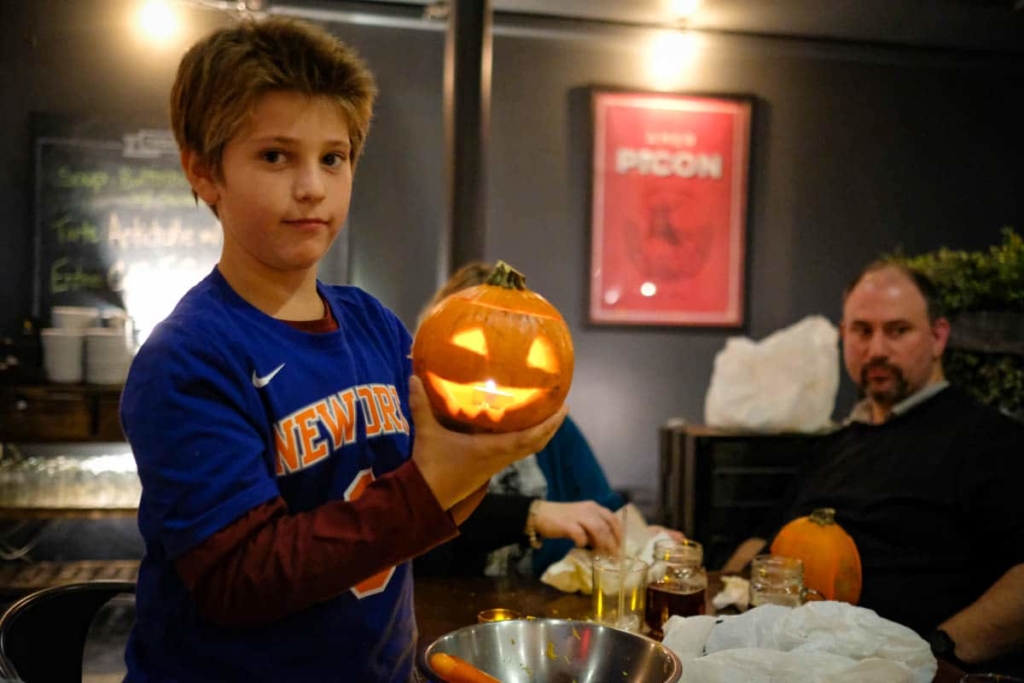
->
[414,262,679,579]
[120,19,565,682]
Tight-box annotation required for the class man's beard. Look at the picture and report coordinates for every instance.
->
[858,358,911,407]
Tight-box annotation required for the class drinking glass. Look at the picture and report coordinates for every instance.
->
[592,556,648,633]
[644,539,707,638]
[748,554,823,608]
[477,608,521,623]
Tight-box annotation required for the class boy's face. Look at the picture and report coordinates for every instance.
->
[186,91,353,275]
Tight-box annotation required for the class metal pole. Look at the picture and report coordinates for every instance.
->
[439,0,492,282]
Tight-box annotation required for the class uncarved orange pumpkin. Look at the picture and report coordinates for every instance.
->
[412,261,574,433]
[770,507,862,604]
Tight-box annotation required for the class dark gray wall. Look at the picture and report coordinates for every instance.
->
[484,24,1023,492]
[2,1,1021,500]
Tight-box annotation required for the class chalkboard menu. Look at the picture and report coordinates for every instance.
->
[33,123,221,342]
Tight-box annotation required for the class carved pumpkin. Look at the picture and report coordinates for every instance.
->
[770,507,862,604]
[412,261,574,433]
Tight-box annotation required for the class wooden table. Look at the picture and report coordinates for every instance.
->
[414,574,597,646]
[413,573,965,683]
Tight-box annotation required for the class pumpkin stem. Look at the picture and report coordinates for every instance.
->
[809,508,837,527]
[487,260,527,290]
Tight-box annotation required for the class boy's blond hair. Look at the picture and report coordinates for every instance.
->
[170,16,377,182]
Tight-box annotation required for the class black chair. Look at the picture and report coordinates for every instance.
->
[0,580,135,682]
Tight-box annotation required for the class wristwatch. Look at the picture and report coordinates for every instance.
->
[927,629,967,670]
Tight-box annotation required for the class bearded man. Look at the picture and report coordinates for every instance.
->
[722,262,1024,676]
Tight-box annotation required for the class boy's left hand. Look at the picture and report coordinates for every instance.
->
[409,375,568,512]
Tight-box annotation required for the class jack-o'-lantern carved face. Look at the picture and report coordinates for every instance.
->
[412,262,574,433]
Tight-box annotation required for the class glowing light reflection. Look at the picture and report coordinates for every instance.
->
[647,30,700,89]
[137,0,179,43]
[670,0,702,21]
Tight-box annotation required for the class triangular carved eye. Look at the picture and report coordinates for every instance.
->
[451,327,488,356]
[527,336,558,373]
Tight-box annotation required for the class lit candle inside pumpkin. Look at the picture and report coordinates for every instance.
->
[471,379,514,409]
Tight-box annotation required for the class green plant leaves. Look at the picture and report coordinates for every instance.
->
[897,227,1024,313]
[888,227,1024,419]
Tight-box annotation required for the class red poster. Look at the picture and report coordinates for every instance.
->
[589,91,752,326]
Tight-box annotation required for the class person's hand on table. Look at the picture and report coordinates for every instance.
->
[534,500,623,556]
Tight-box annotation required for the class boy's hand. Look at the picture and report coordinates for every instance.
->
[409,375,568,511]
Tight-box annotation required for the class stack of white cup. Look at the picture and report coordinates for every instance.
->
[101,308,136,353]
[42,306,135,385]
[84,327,133,384]
[51,306,101,330]
[42,306,100,383]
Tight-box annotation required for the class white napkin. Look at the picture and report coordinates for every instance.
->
[661,615,718,660]
[682,648,916,683]
[539,504,671,594]
[661,601,937,683]
[711,575,750,612]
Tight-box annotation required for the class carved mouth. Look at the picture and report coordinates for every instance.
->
[426,372,543,422]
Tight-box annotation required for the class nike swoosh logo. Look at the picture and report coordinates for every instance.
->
[252,363,286,389]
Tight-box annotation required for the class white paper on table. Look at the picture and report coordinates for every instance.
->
[711,575,750,612]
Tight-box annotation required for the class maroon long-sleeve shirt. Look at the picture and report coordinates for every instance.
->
[173,301,461,627]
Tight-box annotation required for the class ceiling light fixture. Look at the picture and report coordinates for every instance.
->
[669,0,701,24]
[137,0,179,42]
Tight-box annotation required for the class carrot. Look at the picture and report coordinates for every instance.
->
[428,652,503,683]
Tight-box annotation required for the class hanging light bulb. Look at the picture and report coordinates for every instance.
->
[669,0,701,23]
[137,0,179,43]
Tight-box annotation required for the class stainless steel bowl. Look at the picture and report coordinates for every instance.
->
[418,618,683,682]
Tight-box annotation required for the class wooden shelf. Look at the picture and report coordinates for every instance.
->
[0,560,139,597]
[658,425,821,569]
[0,442,140,526]
[0,391,137,594]
[0,383,125,443]
[0,507,137,520]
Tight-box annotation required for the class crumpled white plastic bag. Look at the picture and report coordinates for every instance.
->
[662,601,937,683]
[704,315,840,433]
[774,600,934,673]
[703,604,791,654]
[683,648,916,683]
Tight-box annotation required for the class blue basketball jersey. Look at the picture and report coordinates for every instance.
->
[121,268,422,681]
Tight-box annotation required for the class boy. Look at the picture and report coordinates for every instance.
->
[120,17,565,682]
